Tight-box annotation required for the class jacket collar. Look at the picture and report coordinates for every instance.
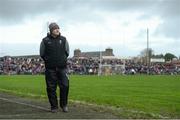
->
[47,32,61,39]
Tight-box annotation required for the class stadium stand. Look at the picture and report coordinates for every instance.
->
[0,48,180,75]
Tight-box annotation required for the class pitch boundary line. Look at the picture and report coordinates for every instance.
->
[0,113,40,118]
[0,97,49,111]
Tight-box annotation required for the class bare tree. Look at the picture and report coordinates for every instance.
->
[140,48,154,65]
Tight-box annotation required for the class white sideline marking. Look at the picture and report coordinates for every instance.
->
[0,113,38,117]
[0,97,49,111]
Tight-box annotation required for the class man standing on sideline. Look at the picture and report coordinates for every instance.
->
[40,22,69,113]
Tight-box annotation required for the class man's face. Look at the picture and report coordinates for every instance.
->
[52,28,60,36]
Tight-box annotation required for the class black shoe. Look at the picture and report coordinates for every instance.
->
[51,108,58,113]
[61,106,68,112]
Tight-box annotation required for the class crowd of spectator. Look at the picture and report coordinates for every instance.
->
[0,57,45,75]
[125,62,180,75]
[0,56,180,75]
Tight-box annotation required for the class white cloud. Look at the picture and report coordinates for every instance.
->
[0,13,62,44]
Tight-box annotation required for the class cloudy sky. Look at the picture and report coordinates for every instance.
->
[0,0,179,57]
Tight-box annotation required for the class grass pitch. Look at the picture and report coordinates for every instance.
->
[0,75,179,118]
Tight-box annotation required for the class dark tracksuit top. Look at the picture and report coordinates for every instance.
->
[40,33,69,68]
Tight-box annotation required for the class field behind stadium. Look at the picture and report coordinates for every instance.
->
[0,75,180,118]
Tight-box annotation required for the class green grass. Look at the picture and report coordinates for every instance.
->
[0,75,180,118]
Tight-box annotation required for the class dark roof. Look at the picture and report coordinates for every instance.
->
[78,51,114,58]
[2,55,40,58]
